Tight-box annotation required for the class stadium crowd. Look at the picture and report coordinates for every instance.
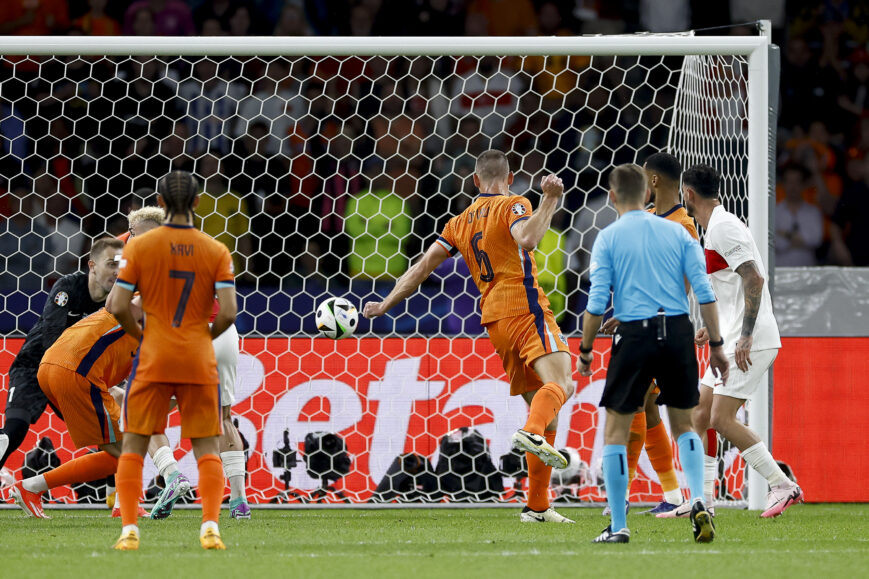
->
[0,0,867,334]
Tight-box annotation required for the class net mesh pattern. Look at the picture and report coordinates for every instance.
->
[0,49,751,506]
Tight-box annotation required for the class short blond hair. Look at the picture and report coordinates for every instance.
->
[475,150,510,185]
[127,206,165,229]
[608,164,647,204]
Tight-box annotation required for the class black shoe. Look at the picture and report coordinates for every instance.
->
[592,525,630,543]
[690,501,716,543]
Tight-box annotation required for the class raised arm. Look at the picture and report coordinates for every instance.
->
[361,243,449,320]
[510,174,563,251]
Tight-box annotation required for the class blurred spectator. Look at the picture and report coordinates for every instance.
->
[534,215,569,322]
[439,116,489,176]
[0,0,70,35]
[779,122,842,217]
[38,192,86,275]
[779,37,840,131]
[234,59,303,155]
[226,118,290,210]
[115,57,184,143]
[349,2,374,36]
[227,3,255,36]
[564,189,617,318]
[201,17,225,35]
[305,120,361,276]
[273,3,312,36]
[511,150,546,195]
[830,153,869,266]
[193,0,237,33]
[74,0,120,36]
[775,164,824,267]
[373,0,464,36]
[128,5,156,35]
[466,0,537,36]
[0,99,29,178]
[344,161,412,280]
[145,119,196,184]
[193,152,254,282]
[249,194,311,287]
[179,58,246,156]
[836,48,869,134]
[448,56,524,140]
[305,0,353,35]
[371,112,424,162]
[522,3,590,104]
[0,185,53,293]
[640,0,689,33]
[123,0,196,36]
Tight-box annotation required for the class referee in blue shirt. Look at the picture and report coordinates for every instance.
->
[577,164,729,544]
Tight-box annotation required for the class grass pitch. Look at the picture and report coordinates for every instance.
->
[0,504,866,578]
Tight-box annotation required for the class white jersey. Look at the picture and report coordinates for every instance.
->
[704,206,781,355]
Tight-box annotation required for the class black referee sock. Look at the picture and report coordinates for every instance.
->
[0,418,30,470]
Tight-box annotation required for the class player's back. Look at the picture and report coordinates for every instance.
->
[439,194,550,324]
[593,210,701,320]
[41,308,139,388]
[121,225,233,384]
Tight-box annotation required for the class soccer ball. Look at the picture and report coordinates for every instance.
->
[315,297,359,340]
[550,447,589,487]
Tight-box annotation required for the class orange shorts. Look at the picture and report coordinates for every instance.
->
[123,380,221,439]
[485,309,570,396]
[37,364,121,448]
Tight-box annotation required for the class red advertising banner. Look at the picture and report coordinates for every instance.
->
[2,336,862,504]
[772,337,869,503]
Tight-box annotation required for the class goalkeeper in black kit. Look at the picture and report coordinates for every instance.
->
[0,238,124,476]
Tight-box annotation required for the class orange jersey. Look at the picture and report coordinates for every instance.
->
[116,224,234,384]
[649,204,699,240]
[41,308,139,389]
[117,231,131,243]
[436,194,550,324]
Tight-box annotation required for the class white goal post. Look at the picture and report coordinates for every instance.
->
[0,29,776,510]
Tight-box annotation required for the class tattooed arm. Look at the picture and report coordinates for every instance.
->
[734,260,764,371]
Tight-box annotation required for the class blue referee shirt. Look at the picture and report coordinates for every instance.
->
[586,210,716,321]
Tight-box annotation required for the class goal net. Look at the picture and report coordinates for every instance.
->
[0,34,773,509]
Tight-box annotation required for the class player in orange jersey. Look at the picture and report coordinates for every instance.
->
[364,150,575,523]
[10,305,142,518]
[117,205,251,521]
[107,170,237,551]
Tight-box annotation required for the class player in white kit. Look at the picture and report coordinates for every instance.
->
[680,164,803,518]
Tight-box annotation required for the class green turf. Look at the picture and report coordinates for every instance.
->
[0,505,866,578]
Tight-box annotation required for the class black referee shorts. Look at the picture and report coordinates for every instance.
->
[5,365,53,424]
[599,314,699,413]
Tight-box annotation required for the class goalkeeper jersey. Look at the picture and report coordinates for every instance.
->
[436,193,551,325]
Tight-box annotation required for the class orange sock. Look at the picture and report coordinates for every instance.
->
[626,412,646,482]
[646,422,678,492]
[526,430,557,512]
[43,451,118,490]
[523,383,566,436]
[197,454,224,524]
[116,453,144,527]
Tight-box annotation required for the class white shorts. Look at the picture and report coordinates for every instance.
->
[212,323,239,407]
[700,348,778,400]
